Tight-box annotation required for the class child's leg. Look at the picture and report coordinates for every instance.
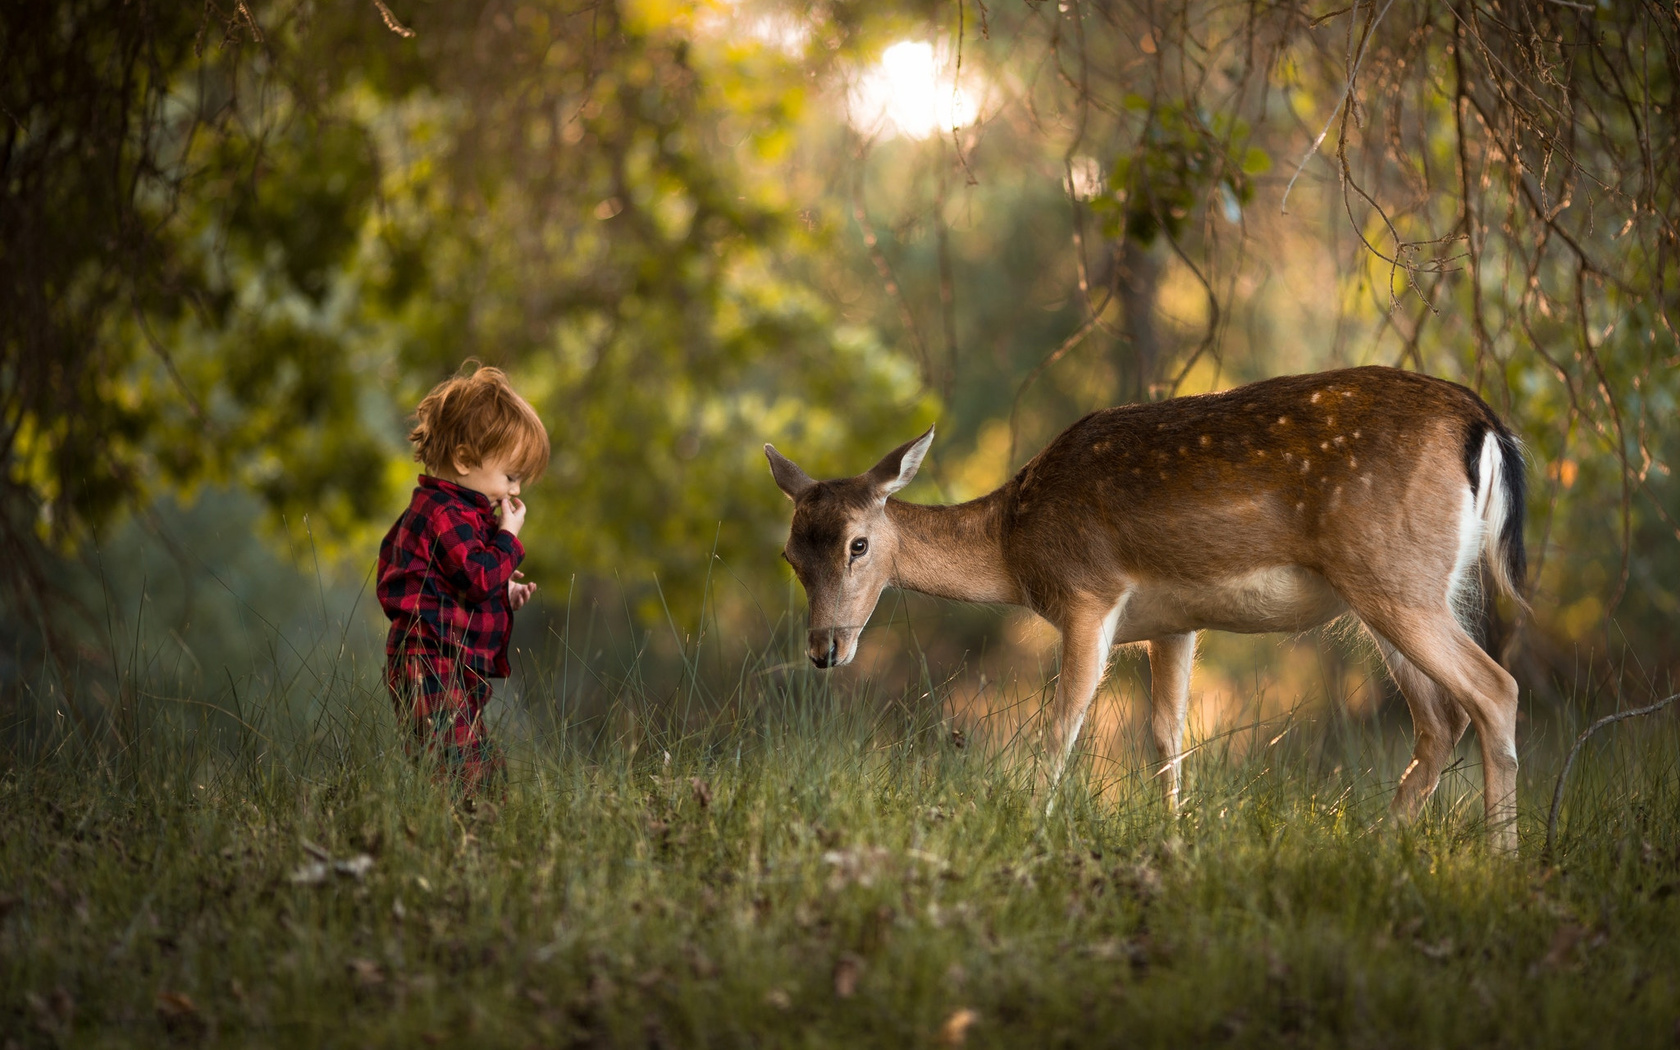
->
[448,672,506,799]
[386,654,504,798]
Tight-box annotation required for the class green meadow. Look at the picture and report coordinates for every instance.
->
[4,624,1677,1049]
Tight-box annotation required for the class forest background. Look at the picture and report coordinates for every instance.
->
[3,0,1677,751]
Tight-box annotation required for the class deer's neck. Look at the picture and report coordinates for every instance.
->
[885,491,1020,605]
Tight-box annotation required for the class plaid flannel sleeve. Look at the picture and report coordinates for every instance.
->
[431,502,524,604]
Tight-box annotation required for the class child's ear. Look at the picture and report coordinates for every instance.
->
[451,447,476,477]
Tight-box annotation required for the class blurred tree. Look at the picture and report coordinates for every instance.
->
[0,0,933,649]
[1,0,273,655]
[3,0,1675,696]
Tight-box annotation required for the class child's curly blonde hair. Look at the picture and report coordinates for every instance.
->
[409,362,550,481]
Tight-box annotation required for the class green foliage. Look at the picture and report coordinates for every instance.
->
[1095,99,1265,247]
[2,0,935,620]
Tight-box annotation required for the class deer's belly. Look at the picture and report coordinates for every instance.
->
[1118,565,1346,639]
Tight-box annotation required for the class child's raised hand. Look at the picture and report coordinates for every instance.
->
[508,571,537,610]
[499,496,527,537]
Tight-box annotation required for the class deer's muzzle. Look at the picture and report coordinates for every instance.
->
[807,627,857,668]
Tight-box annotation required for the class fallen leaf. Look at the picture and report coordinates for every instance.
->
[940,1007,979,1046]
[1417,937,1455,961]
[290,850,374,885]
[764,987,792,1011]
[347,958,385,987]
[156,991,196,1017]
[691,778,712,809]
[287,861,329,885]
[833,953,862,998]
[156,990,203,1032]
[822,845,894,890]
[1543,923,1587,968]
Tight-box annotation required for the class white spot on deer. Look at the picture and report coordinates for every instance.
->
[1320,441,1330,451]
[1255,449,1267,458]
[1333,435,1345,446]
[1311,390,1323,403]
[1349,456,1358,470]
[1295,502,1305,513]
[1277,416,1290,426]
[1283,452,1294,463]
[1199,434,1211,446]
[1361,473,1372,485]
[1300,458,1311,472]
[1353,429,1361,439]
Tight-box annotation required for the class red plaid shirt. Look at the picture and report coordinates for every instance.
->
[377,476,525,677]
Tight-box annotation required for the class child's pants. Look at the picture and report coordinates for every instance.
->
[385,652,506,797]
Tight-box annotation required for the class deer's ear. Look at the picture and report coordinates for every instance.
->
[764,444,816,501]
[867,426,934,500]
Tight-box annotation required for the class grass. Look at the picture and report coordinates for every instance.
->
[2,630,1679,1049]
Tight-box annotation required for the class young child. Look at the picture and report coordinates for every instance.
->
[377,363,549,796]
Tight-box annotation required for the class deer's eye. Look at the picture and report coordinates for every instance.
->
[849,537,868,559]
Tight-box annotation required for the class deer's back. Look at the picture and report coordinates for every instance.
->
[1000,366,1500,606]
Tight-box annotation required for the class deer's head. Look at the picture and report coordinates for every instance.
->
[764,428,934,668]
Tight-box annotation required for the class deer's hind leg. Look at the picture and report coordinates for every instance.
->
[1369,628,1471,821]
[1359,608,1519,852]
[1147,632,1196,811]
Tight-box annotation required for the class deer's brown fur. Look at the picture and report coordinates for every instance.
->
[766,366,1527,851]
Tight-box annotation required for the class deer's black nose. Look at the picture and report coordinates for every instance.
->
[809,636,839,668]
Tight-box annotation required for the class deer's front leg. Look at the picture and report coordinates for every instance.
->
[1147,632,1196,811]
[1040,596,1126,811]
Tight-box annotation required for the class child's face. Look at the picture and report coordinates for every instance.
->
[447,451,523,503]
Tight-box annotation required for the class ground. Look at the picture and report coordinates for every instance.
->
[2,674,1678,1048]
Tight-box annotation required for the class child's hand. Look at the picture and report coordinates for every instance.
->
[508,571,537,611]
[499,496,527,537]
